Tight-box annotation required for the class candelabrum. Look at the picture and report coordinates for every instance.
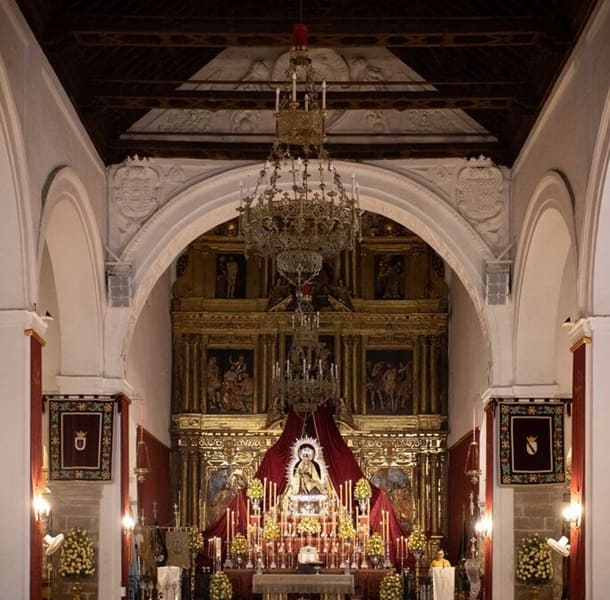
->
[413,550,424,593]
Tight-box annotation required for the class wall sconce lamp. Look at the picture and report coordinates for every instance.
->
[122,513,136,536]
[562,501,582,527]
[474,516,492,538]
[33,495,51,529]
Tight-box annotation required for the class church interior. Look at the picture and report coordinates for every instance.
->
[2,1,610,599]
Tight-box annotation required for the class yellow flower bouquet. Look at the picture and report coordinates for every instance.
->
[354,478,372,501]
[516,533,553,586]
[262,519,281,541]
[209,570,233,600]
[247,478,264,499]
[189,528,204,553]
[297,516,321,535]
[380,570,403,600]
[338,517,355,540]
[230,533,249,556]
[407,526,427,554]
[58,527,95,578]
[366,533,385,557]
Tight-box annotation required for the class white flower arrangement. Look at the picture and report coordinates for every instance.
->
[380,570,403,600]
[58,527,95,578]
[209,570,233,600]
[516,533,553,586]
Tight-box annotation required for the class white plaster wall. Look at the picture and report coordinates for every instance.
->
[0,1,106,271]
[512,3,610,276]
[447,274,488,447]
[126,268,173,446]
[39,245,60,391]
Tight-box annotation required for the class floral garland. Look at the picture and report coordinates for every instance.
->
[262,519,281,541]
[230,533,249,555]
[209,570,233,600]
[366,533,385,556]
[58,527,95,578]
[407,526,427,553]
[516,533,553,586]
[354,478,372,501]
[297,516,321,535]
[189,528,204,553]
[380,570,403,600]
[338,518,355,540]
[247,478,264,500]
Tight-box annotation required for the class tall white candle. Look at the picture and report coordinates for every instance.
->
[322,81,326,109]
[275,87,280,111]
[292,72,297,102]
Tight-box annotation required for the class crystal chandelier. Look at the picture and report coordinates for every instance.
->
[272,297,339,413]
[238,24,361,286]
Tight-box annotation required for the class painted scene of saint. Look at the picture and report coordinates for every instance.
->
[370,467,413,531]
[365,349,414,414]
[205,349,254,413]
[374,254,405,299]
[215,253,246,299]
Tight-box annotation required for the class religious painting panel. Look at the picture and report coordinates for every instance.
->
[373,254,405,299]
[370,467,413,531]
[215,253,246,299]
[365,349,414,415]
[205,467,248,528]
[48,397,115,480]
[498,402,565,485]
[204,348,255,414]
[285,334,336,371]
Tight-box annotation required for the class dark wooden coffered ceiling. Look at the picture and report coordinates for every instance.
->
[18,0,598,166]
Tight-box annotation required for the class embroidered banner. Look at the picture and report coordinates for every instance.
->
[49,398,115,480]
[499,402,565,485]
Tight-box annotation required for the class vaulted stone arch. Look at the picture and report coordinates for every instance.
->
[513,171,577,386]
[39,167,105,377]
[580,88,610,316]
[107,161,505,383]
[0,54,36,309]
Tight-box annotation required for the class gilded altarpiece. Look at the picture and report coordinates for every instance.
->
[171,214,449,539]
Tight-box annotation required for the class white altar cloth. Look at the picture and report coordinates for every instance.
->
[431,566,455,600]
[253,573,354,599]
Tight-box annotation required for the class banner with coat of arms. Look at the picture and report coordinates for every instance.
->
[48,397,115,480]
[498,401,565,485]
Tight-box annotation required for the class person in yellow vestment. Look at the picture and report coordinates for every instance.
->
[430,549,451,569]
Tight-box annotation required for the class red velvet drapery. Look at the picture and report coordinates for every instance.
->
[569,342,586,600]
[203,406,408,561]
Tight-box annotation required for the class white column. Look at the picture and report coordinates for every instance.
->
[0,310,46,599]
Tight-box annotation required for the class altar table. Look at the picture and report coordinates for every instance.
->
[252,572,355,600]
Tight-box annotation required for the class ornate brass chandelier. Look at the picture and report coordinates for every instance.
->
[271,296,339,413]
[238,24,361,286]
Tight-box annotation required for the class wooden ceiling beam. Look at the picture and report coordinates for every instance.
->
[55,16,567,48]
[88,86,529,111]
